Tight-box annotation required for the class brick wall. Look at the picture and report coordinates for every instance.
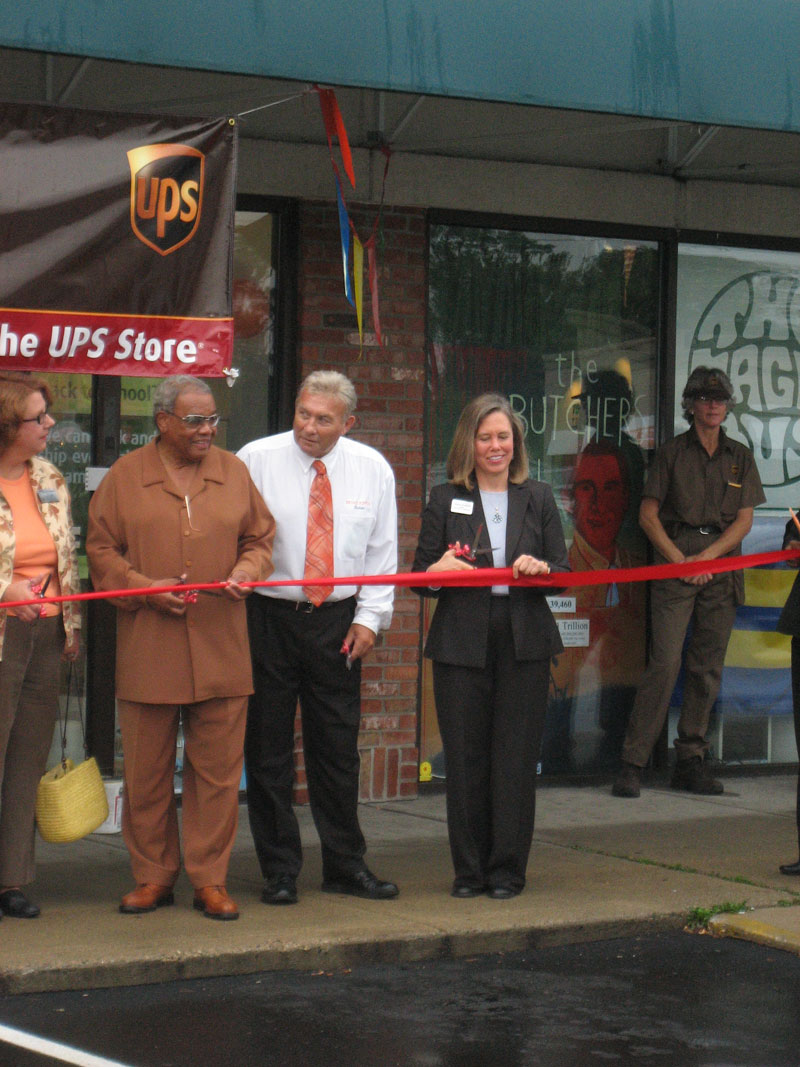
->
[292,199,427,803]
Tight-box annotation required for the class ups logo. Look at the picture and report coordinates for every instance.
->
[128,144,204,256]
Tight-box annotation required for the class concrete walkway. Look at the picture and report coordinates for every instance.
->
[2,773,800,994]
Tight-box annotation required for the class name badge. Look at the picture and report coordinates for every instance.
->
[37,489,59,503]
[451,498,474,515]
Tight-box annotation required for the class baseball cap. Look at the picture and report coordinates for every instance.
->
[682,367,734,402]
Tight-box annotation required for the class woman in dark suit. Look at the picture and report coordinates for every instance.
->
[777,518,800,876]
[412,393,568,899]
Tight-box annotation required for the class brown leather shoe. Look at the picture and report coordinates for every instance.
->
[119,883,174,914]
[671,756,723,795]
[193,885,239,921]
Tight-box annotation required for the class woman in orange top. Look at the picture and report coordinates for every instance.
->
[0,373,80,920]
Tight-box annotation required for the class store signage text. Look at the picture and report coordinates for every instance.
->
[0,308,231,378]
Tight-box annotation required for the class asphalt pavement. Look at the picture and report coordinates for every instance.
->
[2,771,800,995]
[2,934,797,1067]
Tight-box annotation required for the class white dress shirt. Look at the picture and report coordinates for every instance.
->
[237,431,397,635]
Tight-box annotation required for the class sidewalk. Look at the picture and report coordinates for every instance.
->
[2,773,800,994]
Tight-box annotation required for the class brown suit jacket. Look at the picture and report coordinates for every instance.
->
[87,440,275,703]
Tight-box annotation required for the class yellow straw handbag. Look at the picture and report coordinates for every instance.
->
[35,665,108,843]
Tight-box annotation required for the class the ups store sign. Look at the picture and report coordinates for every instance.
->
[0,102,237,377]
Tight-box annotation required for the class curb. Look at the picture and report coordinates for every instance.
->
[708,912,800,956]
[0,914,685,996]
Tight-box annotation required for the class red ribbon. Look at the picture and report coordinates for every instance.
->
[1,548,798,611]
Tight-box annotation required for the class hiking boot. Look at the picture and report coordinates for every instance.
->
[671,756,723,795]
[612,762,641,798]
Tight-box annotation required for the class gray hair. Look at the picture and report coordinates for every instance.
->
[297,370,357,417]
[153,375,213,418]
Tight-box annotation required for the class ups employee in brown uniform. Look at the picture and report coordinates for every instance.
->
[613,367,765,798]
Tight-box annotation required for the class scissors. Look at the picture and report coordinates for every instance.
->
[448,523,484,563]
[31,572,51,618]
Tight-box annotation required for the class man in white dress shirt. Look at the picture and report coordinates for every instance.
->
[237,370,399,904]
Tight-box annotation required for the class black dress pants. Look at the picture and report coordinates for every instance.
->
[432,597,550,892]
[244,595,366,882]
[791,637,800,846]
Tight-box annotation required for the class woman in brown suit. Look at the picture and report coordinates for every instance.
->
[87,375,274,920]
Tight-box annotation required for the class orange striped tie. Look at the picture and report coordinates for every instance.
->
[302,459,334,605]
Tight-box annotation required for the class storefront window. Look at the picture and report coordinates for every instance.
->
[38,373,91,766]
[673,244,800,764]
[41,374,92,565]
[422,224,660,779]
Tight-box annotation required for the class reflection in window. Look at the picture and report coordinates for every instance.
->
[422,224,661,777]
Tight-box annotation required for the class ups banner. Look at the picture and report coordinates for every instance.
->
[0,102,237,377]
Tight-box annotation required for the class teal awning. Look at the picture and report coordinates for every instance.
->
[1,0,798,133]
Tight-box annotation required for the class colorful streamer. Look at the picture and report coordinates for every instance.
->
[365,236,383,347]
[315,87,392,347]
[315,86,355,188]
[334,175,354,307]
[353,233,364,352]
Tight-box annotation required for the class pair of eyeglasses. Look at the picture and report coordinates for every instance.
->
[21,410,51,425]
[168,413,220,428]
[695,394,727,404]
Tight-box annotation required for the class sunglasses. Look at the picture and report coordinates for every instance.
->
[167,413,220,428]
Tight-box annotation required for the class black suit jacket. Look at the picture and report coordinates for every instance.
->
[778,515,800,636]
[412,479,569,668]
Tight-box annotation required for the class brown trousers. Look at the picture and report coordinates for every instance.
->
[0,615,64,887]
[622,571,737,767]
[118,695,247,890]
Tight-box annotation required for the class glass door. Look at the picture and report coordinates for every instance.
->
[38,373,93,768]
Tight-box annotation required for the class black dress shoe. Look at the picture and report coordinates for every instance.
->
[261,875,298,905]
[487,885,521,900]
[321,867,399,899]
[0,889,40,918]
[451,883,485,898]
[779,859,800,876]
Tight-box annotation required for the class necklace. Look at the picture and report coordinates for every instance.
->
[491,504,503,524]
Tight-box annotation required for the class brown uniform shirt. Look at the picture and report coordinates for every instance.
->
[643,424,765,602]
[644,425,765,541]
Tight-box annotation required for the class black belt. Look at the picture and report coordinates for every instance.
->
[260,594,356,614]
[669,522,722,538]
[693,525,722,536]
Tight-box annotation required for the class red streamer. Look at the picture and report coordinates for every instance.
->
[315,86,355,188]
[365,235,383,347]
